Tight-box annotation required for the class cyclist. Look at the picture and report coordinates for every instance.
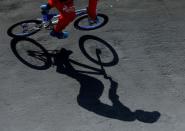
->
[40,0,99,39]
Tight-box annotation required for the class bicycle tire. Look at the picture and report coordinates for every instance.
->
[7,20,42,38]
[11,37,52,70]
[79,35,119,66]
[74,14,108,30]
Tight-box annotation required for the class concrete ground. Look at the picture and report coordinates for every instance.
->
[1,0,185,131]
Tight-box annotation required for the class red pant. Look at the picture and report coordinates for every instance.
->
[48,0,76,32]
[48,0,99,32]
[88,0,99,20]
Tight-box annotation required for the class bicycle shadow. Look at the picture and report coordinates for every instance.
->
[10,36,160,123]
[55,48,160,123]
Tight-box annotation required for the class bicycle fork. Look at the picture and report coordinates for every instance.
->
[96,49,110,79]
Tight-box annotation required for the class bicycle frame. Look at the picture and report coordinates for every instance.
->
[26,48,109,78]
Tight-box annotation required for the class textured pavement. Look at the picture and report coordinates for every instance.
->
[1,0,185,131]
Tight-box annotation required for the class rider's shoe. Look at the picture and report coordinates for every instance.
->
[50,30,69,39]
[88,17,99,25]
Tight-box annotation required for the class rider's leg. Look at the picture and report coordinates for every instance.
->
[88,0,99,20]
[50,12,76,39]
[46,0,76,39]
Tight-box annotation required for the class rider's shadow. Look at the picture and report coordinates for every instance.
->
[55,48,160,123]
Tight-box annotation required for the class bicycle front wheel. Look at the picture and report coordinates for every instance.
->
[11,38,52,70]
[7,20,42,37]
[79,35,119,66]
[74,14,108,30]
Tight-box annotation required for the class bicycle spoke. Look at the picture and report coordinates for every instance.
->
[11,38,52,70]
[27,50,48,62]
[85,39,114,63]
[8,20,42,37]
[79,35,119,66]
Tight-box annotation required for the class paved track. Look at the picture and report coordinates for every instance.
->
[1,0,185,131]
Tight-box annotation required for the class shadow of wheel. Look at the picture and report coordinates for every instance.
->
[11,37,52,70]
[79,35,119,66]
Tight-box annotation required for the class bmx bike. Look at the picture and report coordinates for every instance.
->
[7,8,108,38]
[10,35,119,71]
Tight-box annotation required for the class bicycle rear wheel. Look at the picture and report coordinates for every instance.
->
[11,38,52,70]
[74,14,108,30]
[7,20,42,37]
[79,35,119,66]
